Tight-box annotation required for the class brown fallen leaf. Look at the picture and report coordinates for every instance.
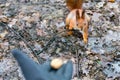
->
[18,12,25,18]
[36,28,46,36]
[32,12,40,18]
[0,30,8,39]
[31,12,41,22]
[0,52,3,60]
[0,15,9,23]
[8,19,18,27]
[19,41,27,48]
[23,16,34,23]
[0,41,9,50]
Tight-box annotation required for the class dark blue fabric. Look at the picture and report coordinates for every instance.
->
[11,49,73,80]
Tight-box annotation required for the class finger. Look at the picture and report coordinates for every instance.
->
[41,60,51,71]
[64,61,73,80]
[56,64,66,75]
[11,49,43,80]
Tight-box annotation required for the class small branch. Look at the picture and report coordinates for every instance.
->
[0,22,43,63]
[37,36,56,55]
[37,30,66,55]
[76,49,79,78]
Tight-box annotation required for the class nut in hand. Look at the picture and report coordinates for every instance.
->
[51,58,63,69]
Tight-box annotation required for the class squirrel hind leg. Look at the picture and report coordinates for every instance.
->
[83,25,88,44]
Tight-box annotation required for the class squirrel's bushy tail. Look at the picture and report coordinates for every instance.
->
[66,0,84,10]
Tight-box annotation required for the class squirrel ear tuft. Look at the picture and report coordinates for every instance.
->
[76,10,80,19]
[66,0,84,10]
[81,9,85,19]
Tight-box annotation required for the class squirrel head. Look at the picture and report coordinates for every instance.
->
[76,9,86,30]
[66,9,90,30]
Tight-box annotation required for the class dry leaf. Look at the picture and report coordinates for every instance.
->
[32,12,41,22]
[83,76,93,80]
[19,41,27,48]
[32,12,40,17]
[23,16,34,23]
[0,52,3,60]
[36,28,46,36]
[0,42,9,50]
[18,12,25,18]
[8,19,18,28]
[0,30,8,39]
[0,15,9,23]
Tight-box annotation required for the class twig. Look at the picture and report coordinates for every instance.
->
[0,22,43,63]
[37,36,56,55]
[37,30,66,55]
[0,22,66,63]
[76,49,79,78]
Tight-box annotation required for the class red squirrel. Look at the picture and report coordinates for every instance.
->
[66,0,90,44]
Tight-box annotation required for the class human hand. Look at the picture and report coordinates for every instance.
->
[11,49,73,80]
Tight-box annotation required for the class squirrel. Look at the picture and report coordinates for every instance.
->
[66,0,90,44]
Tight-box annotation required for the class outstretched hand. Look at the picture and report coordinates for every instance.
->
[11,49,73,80]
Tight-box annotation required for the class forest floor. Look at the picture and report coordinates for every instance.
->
[0,0,120,80]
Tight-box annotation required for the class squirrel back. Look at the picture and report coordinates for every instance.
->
[66,0,84,10]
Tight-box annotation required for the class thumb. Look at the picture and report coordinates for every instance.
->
[64,61,73,80]
[11,49,42,80]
